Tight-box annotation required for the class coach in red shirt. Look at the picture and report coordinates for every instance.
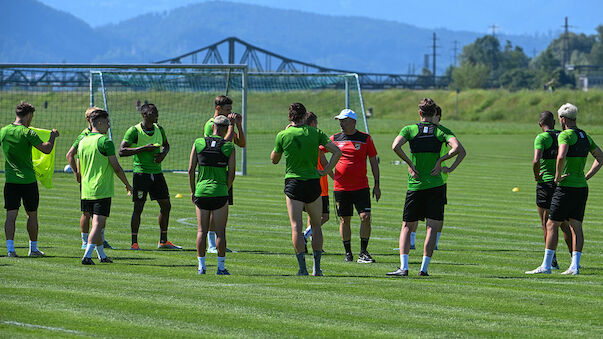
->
[324,109,380,263]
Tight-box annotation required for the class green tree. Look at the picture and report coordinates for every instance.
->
[451,63,490,89]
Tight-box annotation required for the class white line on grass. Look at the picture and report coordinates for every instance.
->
[2,320,86,335]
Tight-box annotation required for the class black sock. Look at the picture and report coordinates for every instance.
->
[160,231,167,243]
[131,233,138,244]
[313,250,322,273]
[296,253,307,272]
[343,240,352,254]
[360,238,369,253]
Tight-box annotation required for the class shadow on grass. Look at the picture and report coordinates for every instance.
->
[121,263,196,268]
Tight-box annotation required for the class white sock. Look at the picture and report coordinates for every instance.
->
[6,240,15,253]
[542,249,555,270]
[84,244,96,258]
[95,245,107,259]
[571,251,581,270]
[217,256,225,270]
[304,226,312,239]
[208,231,217,248]
[198,256,206,271]
[101,228,106,242]
[420,256,431,273]
[29,240,38,252]
[435,232,441,247]
[410,232,416,246]
[81,233,88,244]
[400,254,409,270]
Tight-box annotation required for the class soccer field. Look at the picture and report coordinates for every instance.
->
[1,125,603,337]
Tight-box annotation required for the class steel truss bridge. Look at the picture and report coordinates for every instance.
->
[0,37,450,89]
[155,37,449,89]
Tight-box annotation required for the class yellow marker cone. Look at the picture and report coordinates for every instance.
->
[175,193,183,198]
[512,187,520,192]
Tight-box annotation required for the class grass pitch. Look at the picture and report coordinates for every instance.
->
[1,124,603,337]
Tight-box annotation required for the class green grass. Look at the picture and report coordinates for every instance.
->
[1,130,603,337]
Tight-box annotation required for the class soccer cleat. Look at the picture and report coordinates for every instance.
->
[226,248,233,253]
[102,240,113,249]
[297,269,309,276]
[525,266,551,274]
[130,243,140,250]
[216,268,231,275]
[81,257,95,265]
[410,245,415,250]
[312,269,323,276]
[207,246,218,254]
[357,251,376,263]
[344,252,353,262]
[418,271,429,277]
[551,257,560,270]
[158,241,182,250]
[7,251,18,258]
[28,250,45,257]
[561,267,579,275]
[386,268,408,276]
[99,257,113,263]
[198,268,206,275]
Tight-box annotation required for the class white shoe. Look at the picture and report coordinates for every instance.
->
[525,266,551,274]
[561,267,579,275]
[207,247,218,254]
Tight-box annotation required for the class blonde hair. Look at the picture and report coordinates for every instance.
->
[85,106,102,119]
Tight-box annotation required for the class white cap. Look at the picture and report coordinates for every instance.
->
[334,109,357,121]
[558,103,578,120]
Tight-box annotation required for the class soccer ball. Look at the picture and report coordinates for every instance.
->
[64,164,73,173]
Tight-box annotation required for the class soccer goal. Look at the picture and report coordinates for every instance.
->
[0,65,368,175]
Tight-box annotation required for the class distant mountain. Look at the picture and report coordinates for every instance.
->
[1,0,554,75]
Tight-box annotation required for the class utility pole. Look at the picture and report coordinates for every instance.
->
[489,24,499,37]
[432,32,437,87]
[452,40,459,66]
[562,17,569,68]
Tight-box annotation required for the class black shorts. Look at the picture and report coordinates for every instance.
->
[536,182,556,209]
[81,198,112,217]
[284,178,321,204]
[4,182,39,211]
[334,188,371,217]
[303,195,330,214]
[194,196,229,211]
[548,186,588,222]
[132,173,170,202]
[403,184,447,222]
[228,187,233,205]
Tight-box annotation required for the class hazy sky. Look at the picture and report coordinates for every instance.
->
[40,0,601,35]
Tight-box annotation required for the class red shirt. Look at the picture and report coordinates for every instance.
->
[318,151,328,196]
[321,130,377,191]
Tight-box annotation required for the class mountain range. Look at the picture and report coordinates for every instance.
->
[1,0,555,74]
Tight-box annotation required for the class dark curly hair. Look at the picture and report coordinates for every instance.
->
[288,103,307,123]
[15,101,35,117]
[418,98,437,117]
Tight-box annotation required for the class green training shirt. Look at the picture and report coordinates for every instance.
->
[438,124,454,184]
[72,127,91,149]
[194,135,234,197]
[557,128,597,188]
[0,124,43,184]
[534,129,560,183]
[400,122,455,191]
[203,117,215,137]
[123,123,166,174]
[274,125,330,180]
[78,133,116,199]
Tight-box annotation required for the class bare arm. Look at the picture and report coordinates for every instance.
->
[34,129,59,154]
[188,145,198,199]
[392,135,418,179]
[154,139,170,163]
[108,155,132,194]
[369,156,381,202]
[271,151,282,164]
[438,137,466,175]
[586,147,603,180]
[318,142,342,176]
[66,146,80,183]
[319,152,334,179]
[119,140,159,157]
[532,149,544,181]
[225,113,246,147]
[227,151,236,189]
[555,143,569,184]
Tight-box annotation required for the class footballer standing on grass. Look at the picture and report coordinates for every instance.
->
[388,98,465,277]
[271,103,341,276]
